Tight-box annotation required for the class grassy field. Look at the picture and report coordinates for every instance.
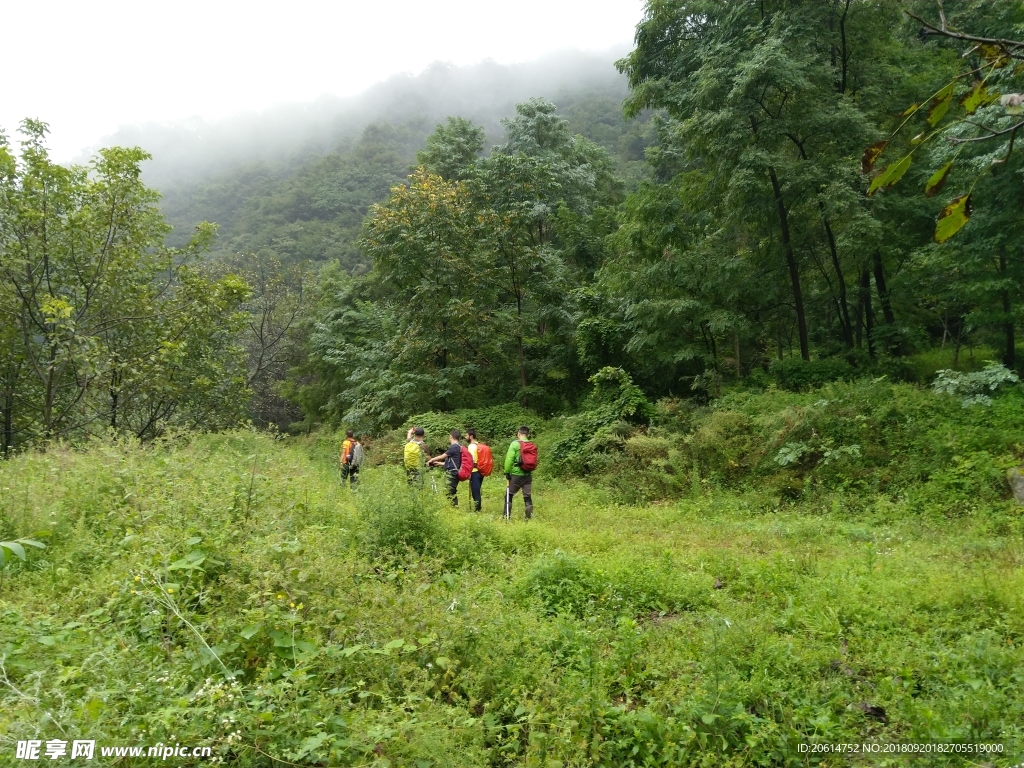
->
[1,430,1022,766]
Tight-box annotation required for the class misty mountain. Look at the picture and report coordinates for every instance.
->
[106,49,631,189]
[126,48,651,264]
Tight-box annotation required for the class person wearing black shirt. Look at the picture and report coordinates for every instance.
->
[428,429,464,507]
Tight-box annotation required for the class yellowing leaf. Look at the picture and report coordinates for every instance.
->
[935,193,972,243]
[868,154,912,196]
[978,44,1010,68]
[924,162,953,198]
[861,140,887,174]
[927,83,955,127]
[960,84,993,115]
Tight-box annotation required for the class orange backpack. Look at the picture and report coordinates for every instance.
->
[475,443,494,476]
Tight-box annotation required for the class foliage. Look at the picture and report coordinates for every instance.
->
[356,469,448,558]
[932,361,1021,406]
[0,121,250,450]
[0,537,45,569]
[864,2,1024,242]
[770,357,855,392]
[405,404,538,447]
[2,430,1023,766]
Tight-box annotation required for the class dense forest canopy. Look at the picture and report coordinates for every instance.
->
[2,0,1023,443]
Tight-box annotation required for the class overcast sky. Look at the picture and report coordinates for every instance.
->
[3,0,644,161]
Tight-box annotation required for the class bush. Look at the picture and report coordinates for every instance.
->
[405,404,539,446]
[519,551,609,617]
[356,469,448,557]
[547,369,653,478]
[567,376,1024,505]
[932,362,1021,406]
[770,357,853,391]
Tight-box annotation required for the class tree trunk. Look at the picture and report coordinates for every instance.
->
[872,251,896,326]
[821,214,854,348]
[2,390,11,457]
[859,269,875,358]
[1001,250,1015,369]
[517,334,527,407]
[767,166,809,361]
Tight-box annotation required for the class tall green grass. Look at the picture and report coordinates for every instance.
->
[0,421,1022,766]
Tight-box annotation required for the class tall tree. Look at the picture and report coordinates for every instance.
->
[0,120,250,448]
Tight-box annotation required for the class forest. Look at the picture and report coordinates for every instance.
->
[2,0,1024,766]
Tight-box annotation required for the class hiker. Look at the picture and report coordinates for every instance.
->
[404,426,429,486]
[466,429,495,512]
[428,429,467,507]
[503,425,537,520]
[340,430,364,486]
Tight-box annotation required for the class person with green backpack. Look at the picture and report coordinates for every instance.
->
[503,425,537,521]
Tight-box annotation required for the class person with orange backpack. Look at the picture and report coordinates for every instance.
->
[339,429,363,487]
[503,425,537,520]
[466,429,494,512]
[428,429,471,507]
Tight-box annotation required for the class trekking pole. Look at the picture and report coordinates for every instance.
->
[504,480,511,522]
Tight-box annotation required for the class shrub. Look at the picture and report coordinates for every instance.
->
[547,369,653,478]
[519,551,609,617]
[770,357,853,391]
[405,404,539,446]
[932,362,1021,407]
[356,469,448,557]
[584,367,655,423]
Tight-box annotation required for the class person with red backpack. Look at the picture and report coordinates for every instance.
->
[466,429,494,512]
[503,425,537,520]
[428,429,471,507]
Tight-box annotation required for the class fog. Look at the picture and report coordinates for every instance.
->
[106,48,633,191]
[3,0,642,162]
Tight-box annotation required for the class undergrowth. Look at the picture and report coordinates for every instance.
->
[0,379,1022,766]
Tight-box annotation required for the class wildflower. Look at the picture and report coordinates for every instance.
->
[167,588,174,593]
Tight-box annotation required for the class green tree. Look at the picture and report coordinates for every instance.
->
[0,120,250,448]
[617,0,942,364]
[415,117,485,181]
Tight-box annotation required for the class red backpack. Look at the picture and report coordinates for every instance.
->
[517,441,538,472]
[458,445,473,481]
[475,444,494,476]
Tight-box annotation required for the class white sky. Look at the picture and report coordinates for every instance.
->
[2,0,644,161]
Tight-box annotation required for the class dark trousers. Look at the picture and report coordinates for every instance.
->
[406,468,423,487]
[445,470,460,507]
[504,474,533,520]
[341,464,359,486]
[469,472,483,511]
